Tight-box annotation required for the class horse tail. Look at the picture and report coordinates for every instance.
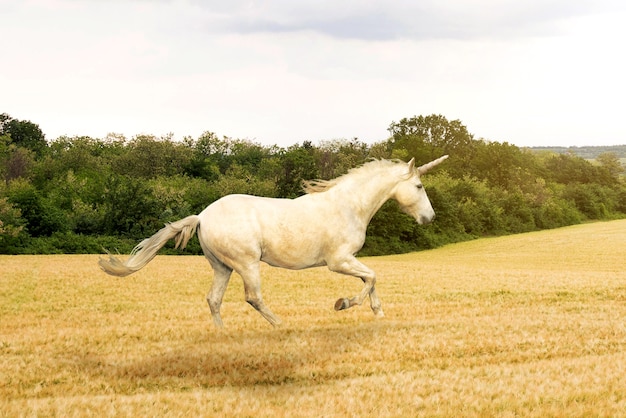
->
[99,214,201,277]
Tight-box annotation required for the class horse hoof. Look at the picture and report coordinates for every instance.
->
[334,298,350,311]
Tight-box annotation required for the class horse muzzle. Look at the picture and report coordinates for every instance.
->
[417,213,435,225]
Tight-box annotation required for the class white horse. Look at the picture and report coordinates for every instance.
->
[99,156,448,327]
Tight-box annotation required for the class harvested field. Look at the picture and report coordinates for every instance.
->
[2,220,626,416]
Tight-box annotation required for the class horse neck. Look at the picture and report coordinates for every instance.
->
[329,172,398,224]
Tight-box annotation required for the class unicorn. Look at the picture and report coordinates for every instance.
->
[100,156,448,327]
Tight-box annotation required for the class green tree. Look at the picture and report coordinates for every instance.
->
[0,196,24,253]
[0,197,23,236]
[277,141,319,198]
[212,164,278,198]
[596,152,624,180]
[112,134,192,179]
[389,114,473,153]
[0,113,48,156]
[387,114,475,177]
[1,140,35,182]
[315,138,370,180]
[183,132,233,180]
[544,153,598,185]
[470,140,542,190]
[101,175,160,237]
[6,180,67,237]
[44,170,107,235]
[149,175,199,224]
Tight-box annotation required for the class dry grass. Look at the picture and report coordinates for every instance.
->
[2,219,626,417]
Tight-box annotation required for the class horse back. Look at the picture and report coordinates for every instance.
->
[198,194,365,269]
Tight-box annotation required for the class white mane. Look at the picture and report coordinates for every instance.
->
[302,159,410,194]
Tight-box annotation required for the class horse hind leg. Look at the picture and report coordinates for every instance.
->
[206,261,233,328]
[239,264,282,327]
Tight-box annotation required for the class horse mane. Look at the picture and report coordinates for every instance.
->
[302,159,409,194]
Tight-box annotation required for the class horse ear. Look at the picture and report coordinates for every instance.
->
[418,155,449,175]
[407,158,415,173]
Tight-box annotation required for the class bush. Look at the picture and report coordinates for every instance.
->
[7,180,67,237]
[562,183,613,219]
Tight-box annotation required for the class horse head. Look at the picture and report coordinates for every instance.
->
[394,155,448,225]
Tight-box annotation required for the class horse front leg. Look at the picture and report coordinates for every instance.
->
[334,284,384,317]
[329,257,384,317]
[368,285,385,317]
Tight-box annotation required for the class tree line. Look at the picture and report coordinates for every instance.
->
[1,112,624,255]
[530,145,626,160]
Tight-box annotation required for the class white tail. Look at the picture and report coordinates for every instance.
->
[99,215,201,277]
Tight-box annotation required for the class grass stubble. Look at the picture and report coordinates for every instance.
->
[1,220,626,417]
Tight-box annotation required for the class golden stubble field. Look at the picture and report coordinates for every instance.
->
[2,219,626,417]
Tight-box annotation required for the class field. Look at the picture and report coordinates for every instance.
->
[2,220,626,417]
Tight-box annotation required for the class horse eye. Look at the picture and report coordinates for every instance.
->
[416,184,423,189]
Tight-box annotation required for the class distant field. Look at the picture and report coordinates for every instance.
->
[2,220,626,416]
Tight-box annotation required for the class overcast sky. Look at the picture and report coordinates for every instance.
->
[2,0,625,148]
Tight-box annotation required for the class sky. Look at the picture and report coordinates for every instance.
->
[2,0,626,148]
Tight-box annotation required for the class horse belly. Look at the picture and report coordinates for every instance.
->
[199,195,327,269]
[260,237,327,270]
[256,215,328,269]
[199,194,356,270]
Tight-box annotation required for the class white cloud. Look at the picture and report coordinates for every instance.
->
[1,0,625,147]
[197,0,625,40]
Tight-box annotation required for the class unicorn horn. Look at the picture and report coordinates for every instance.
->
[418,155,449,175]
